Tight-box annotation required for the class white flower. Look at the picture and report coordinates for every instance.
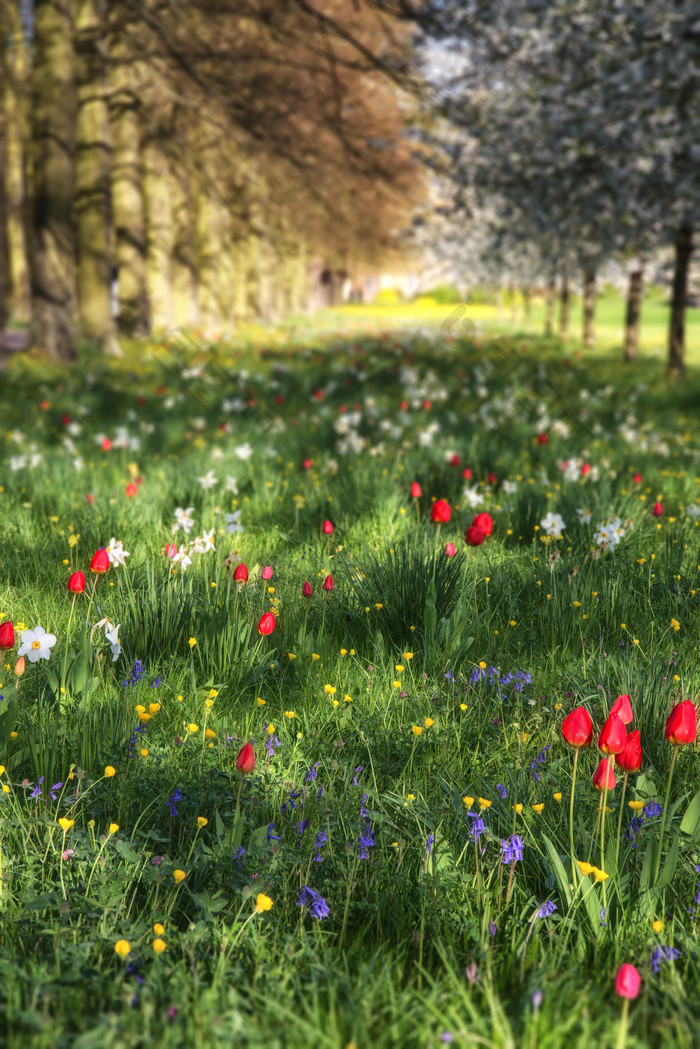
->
[463,485,484,509]
[72,457,84,472]
[198,470,217,491]
[235,443,253,461]
[66,422,82,437]
[18,625,57,663]
[10,429,24,444]
[225,511,244,535]
[173,507,195,534]
[561,458,581,482]
[104,623,122,661]
[211,447,224,461]
[687,504,700,519]
[107,537,130,567]
[191,529,216,554]
[576,508,592,524]
[172,547,192,571]
[540,512,566,537]
[9,456,26,471]
[503,480,518,495]
[595,518,625,548]
[225,477,239,495]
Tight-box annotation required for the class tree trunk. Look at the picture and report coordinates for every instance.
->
[109,33,148,336]
[496,282,503,325]
[4,1,31,322]
[171,165,196,329]
[623,260,644,362]
[522,286,532,329]
[582,265,596,349]
[193,128,222,330]
[558,271,569,341]
[232,235,249,324]
[31,0,77,362]
[75,0,118,354]
[544,276,555,336]
[142,136,174,331]
[0,19,7,352]
[668,225,693,378]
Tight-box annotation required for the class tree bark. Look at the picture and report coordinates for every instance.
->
[142,135,174,331]
[544,275,555,336]
[232,235,249,324]
[193,127,223,330]
[582,265,596,349]
[171,164,196,330]
[75,0,118,354]
[668,225,693,378]
[522,286,532,329]
[623,261,644,362]
[31,0,77,362]
[558,271,569,341]
[4,1,31,322]
[0,17,7,352]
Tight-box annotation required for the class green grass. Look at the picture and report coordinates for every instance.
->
[1,324,700,1047]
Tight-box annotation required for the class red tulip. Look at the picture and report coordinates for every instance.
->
[665,700,697,745]
[614,963,640,1000]
[431,500,451,524]
[125,482,138,497]
[611,694,634,726]
[165,543,178,558]
[410,482,422,499]
[236,742,255,774]
[302,581,313,598]
[598,713,626,755]
[592,757,616,791]
[303,458,312,469]
[651,502,663,517]
[488,472,498,485]
[580,463,591,476]
[90,548,110,574]
[322,574,334,592]
[0,621,15,650]
[68,571,86,594]
[445,542,456,557]
[61,414,71,425]
[472,512,493,537]
[448,454,460,467]
[462,467,473,480]
[400,400,409,411]
[14,656,25,678]
[616,730,642,773]
[233,563,248,584]
[562,706,593,748]
[632,473,642,484]
[262,566,273,580]
[101,437,112,452]
[465,525,485,547]
[86,493,95,505]
[537,433,548,445]
[257,612,276,636]
[322,520,334,535]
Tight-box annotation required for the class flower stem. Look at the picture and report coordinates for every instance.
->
[654,744,679,885]
[615,998,630,1049]
[569,747,579,883]
[614,771,628,875]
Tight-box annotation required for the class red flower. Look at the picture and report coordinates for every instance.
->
[0,621,15,650]
[651,502,663,517]
[592,757,616,791]
[61,414,71,425]
[165,543,178,558]
[462,467,472,480]
[665,700,697,745]
[598,713,626,755]
[410,482,422,499]
[261,566,273,580]
[322,574,334,592]
[302,581,313,598]
[431,500,451,524]
[488,472,497,485]
[68,571,86,594]
[236,743,255,774]
[399,400,409,411]
[101,437,112,452]
[257,612,276,636]
[90,548,110,574]
[562,706,593,748]
[422,399,431,410]
[448,454,460,467]
[616,730,642,773]
[322,519,334,535]
[632,473,642,484]
[86,493,95,505]
[125,482,138,497]
[465,525,485,547]
[303,458,312,469]
[233,563,248,584]
[445,542,456,557]
[611,694,633,725]
[580,463,591,476]
[537,433,548,445]
[472,512,493,537]
[614,964,640,1000]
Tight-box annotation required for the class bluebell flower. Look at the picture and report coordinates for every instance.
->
[305,762,320,783]
[537,900,557,918]
[265,733,281,758]
[358,824,375,859]
[122,659,145,687]
[149,676,163,688]
[360,792,369,819]
[468,815,486,842]
[233,846,246,870]
[651,946,680,974]
[297,885,330,919]
[30,777,44,799]
[644,802,663,819]
[496,784,508,799]
[167,789,182,817]
[444,669,455,682]
[352,765,364,786]
[49,782,63,801]
[126,723,147,759]
[501,834,524,863]
[267,822,280,843]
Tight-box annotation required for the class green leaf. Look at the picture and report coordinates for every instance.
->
[113,839,141,864]
[680,789,700,838]
[541,834,572,909]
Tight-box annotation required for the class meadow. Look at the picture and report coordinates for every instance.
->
[1,318,700,1048]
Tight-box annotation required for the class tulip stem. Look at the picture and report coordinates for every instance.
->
[569,747,579,884]
[615,998,630,1049]
[600,759,611,913]
[614,772,628,876]
[232,772,244,849]
[654,744,678,885]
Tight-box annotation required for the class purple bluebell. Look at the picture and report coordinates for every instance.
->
[651,946,680,974]
[267,822,280,843]
[305,763,320,783]
[496,784,508,799]
[167,789,182,817]
[352,765,364,786]
[126,723,147,759]
[149,676,163,688]
[233,846,246,870]
[360,793,369,819]
[297,885,330,919]
[265,733,281,758]
[501,835,524,863]
[49,782,63,801]
[313,830,328,862]
[30,777,44,799]
[644,802,663,819]
[537,900,557,919]
[122,659,145,687]
[469,815,486,842]
[358,824,375,859]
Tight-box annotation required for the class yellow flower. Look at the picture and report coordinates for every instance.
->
[152,938,167,954]
[288,653,297,660]
[620,623,626,630]
[311,653,320,661]
[632,639,639,646]
[208,689,219,698]
[392,680,401,689]
[109,823,119,834]
[284,710,296,719]
[58,818,75,831]
[173,870,187,883]
[478,661,487,669]
[463,795,475,808]
[573,601,581,608]
[459,703,467,711]
[553,792,562,802]
[671,618,680,631]
[104,766,116,778]
[593,868,609,883]
[412,725,423,736]
[512,803,523,814]
[257,697,266,705]
[324,684,336,694]
[395,665,404,673]
[187,723,199,733]
[204,728,216,739]
[197,816,208,828]
[255,893,273,913]
[406,794,415,801]
[531,803,544,814]
[114,940,131,959]
[266,723,275,735]
[628,800,644,811]
[0,766,4,776]
[177,694,183,702]
[424,718,434,728]
[149,703,161,714]
[478,798,491,809]
[140,748,149,757]
[188,637,197,648]
[153,923,165,936]
[577,861,595,876]
[403,652,413,660]
[652,920,663,933]
[344,694,352,703]
[340,648,348,656]
[509,620,517,627]
[374,603,383,610]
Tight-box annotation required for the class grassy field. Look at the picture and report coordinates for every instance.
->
[1,322,700,1047]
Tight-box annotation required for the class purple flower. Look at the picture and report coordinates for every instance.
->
[651,946,680,974]
[496,783,508,799]
[358,824,375,859]
[501,834,524,863]
[489,919,497,939]
[167,789,182,817]
[644,802,663,819]
[305,763,320,783]
[49,782,63,801]
[267,822,280,843]
[233,846,246,870]
[468,814,486,842]
[30,777,44,799]
[297,885,330,919]
[537,900,557,919]
[352,765,364,786]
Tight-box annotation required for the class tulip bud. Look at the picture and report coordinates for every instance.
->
[598,713,626,755]
[14,655,26,678]
[261,566,273,580]
[465,525,485,547]
[462,467,473,480]
[445,542,456,557]
[0,621,15,650]
[322,574,334,592]
[632,473,642,484]
[592,757,616,791]
[257,612,276,636]
[125,482,138,497]
[448,454,460,467]
[430,499,451,524]
[537,433,548,445]
[90,548,110,574]
[410,482,422,499]
[236,742,255,774]
[611,694,633,725]
[562,706,593,748]
[616,729,642,773]
[302,581,313,598]
[233,563,249,584]
[322,520,334,535]
[614,963,640,999]
[488,472,498,485]
[665,700,697,745]
[68,571,86,594]
[651,502,663,517]
[472,512,494,537]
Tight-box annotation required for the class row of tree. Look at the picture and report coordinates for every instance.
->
[398,0,700,374]
[0,0,420,359]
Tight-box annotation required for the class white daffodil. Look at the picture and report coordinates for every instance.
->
[225,511,244,535]
[107,537,130,567]
[540,512,566,537]
[18,625,57,663]
[198,470,217,490]
[173,507,195,534]
[235,443,253,460]
[104,623,122,661]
